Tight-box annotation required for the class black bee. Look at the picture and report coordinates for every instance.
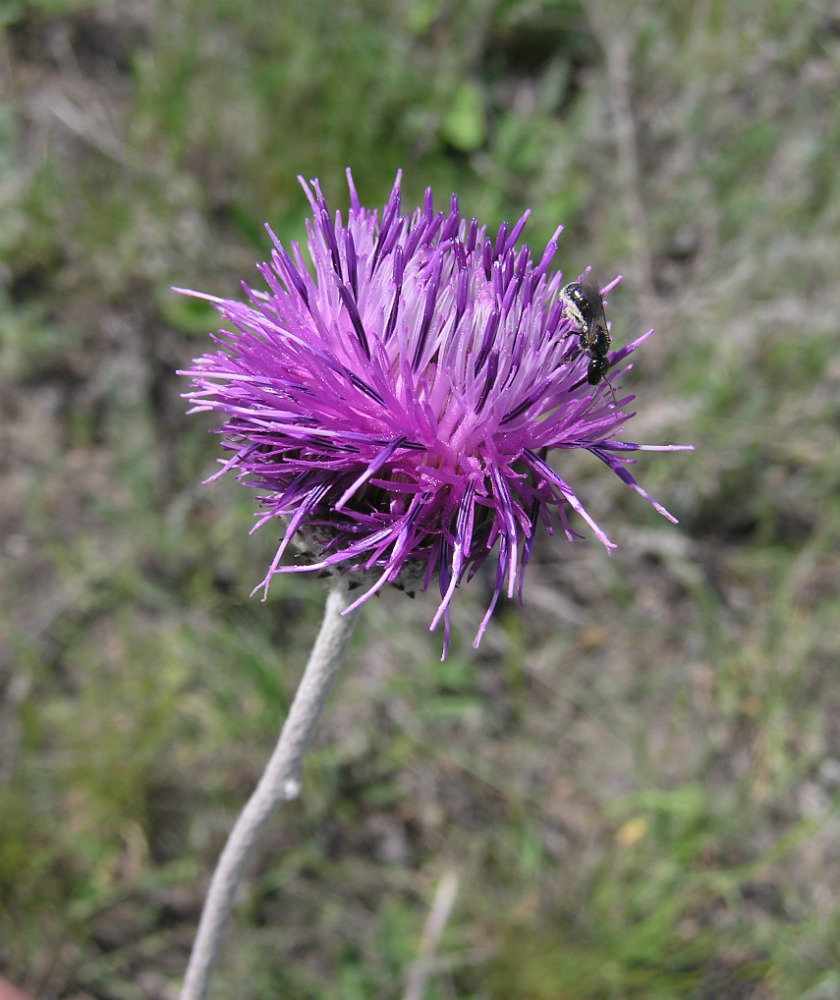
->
[559,271,613,388]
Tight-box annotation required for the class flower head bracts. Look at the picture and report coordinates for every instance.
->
[179,169,689,656]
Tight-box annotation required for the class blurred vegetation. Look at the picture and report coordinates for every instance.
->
[1,0,839,998]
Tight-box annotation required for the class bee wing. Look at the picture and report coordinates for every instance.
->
[579,271,608,329]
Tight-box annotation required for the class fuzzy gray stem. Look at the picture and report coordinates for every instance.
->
[179,580,360,1000]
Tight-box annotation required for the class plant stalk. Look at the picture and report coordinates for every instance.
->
[179,579,360,1000]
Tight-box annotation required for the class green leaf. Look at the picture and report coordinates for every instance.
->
[440,80,486,153]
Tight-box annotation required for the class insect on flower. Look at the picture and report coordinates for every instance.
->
[560,271,613,389]
[178,170,691,657]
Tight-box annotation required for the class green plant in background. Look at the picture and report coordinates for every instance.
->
[2,0,840,997]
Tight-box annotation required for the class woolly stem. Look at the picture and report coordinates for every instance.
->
[179,580,360,1000]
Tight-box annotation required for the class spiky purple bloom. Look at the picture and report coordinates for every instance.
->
[178,170,689,655]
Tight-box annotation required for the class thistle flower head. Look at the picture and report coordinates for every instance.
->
[178,170,689,655]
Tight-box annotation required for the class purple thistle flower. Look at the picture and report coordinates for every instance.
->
[178,169,690,656]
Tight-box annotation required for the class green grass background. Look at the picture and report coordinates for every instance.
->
[1,0,839,997]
